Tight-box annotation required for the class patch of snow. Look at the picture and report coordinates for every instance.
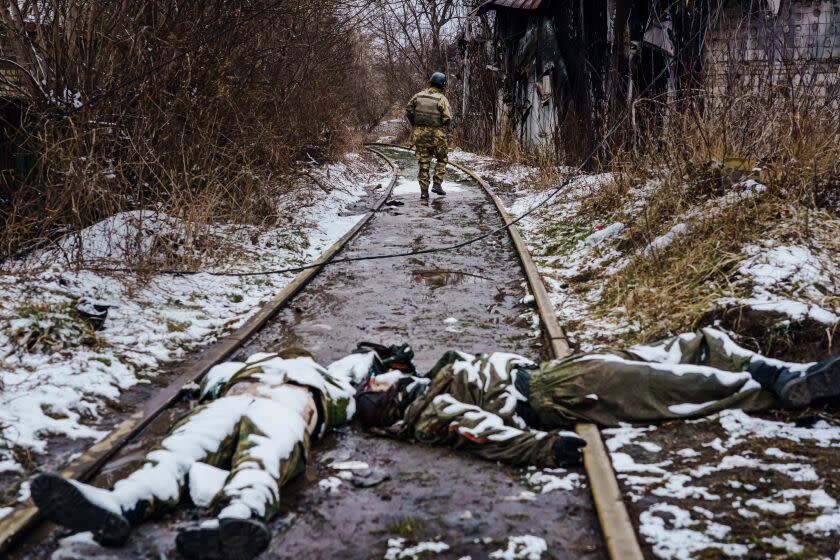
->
[727,243,839,325]
[329,461,370,471]
[744,498,795,515]
[523,469,581,493]
[384,538,450,560]
[0,153,387,475]
[504,490,537,502]
[645,223,689,253]
[760,534,803,554]
[489,535,547,560]
[318,477,343,493]
[639,503,748,559]
[583,222,624,246]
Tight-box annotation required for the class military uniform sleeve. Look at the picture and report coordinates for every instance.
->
[405,94,417,126]
[413,392,562,467]
[439,95,453,127]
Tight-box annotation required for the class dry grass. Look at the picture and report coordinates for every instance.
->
[0,1,394,271]
[544,55,840,352]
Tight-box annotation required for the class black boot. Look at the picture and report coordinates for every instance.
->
[552,433,587,467]
[431,184,446,196]
[30,474,131,547]
[420,190,429,200]
[776,356,840,408]
[176,523,225,560]
[177,517,270,560]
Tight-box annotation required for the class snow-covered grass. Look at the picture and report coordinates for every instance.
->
[452,149,840,356]
[450,147,840,558]
[0,153,389,494]
[604,411,840,559]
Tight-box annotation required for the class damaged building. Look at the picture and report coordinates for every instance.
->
[462,0,840,155]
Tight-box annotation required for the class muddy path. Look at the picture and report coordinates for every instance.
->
[14,147,605,559]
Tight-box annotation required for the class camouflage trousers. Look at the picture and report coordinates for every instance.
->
[109,395,309,523]
[413,127,448,192]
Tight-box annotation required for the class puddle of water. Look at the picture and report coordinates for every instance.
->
[411,269,491,289]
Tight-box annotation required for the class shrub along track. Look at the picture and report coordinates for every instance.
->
[4,145,641,559]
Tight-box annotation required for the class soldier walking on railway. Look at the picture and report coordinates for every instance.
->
[30,345,413,560]
[405,72,453,199]
[355,328,840,465]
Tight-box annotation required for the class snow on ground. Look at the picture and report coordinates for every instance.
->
[459,148,840,348]
[0,153,390,487]
[489,535,548,560]
[603,413,840,558]
[450,148,840,558]
[722,242,839,326]
[384,537,451,560]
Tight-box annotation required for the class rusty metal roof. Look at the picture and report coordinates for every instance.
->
[470,0,544,16]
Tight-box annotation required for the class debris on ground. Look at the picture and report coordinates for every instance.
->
[0,153,390,503]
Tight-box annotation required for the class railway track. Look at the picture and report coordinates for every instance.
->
[2,144,642,559]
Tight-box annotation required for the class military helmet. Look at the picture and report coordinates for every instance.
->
[429,72,447,89]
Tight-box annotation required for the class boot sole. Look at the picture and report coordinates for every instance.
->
[219,518,271,560]
[31,474,130,547]
[782,356,840,408]
[176,525,224,560]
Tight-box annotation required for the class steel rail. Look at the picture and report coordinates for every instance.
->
[0,147,399,555]
[370,143,644,560]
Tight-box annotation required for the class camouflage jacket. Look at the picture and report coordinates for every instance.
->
[405,87,452,130]
[199,353,356,433]
[385,351,573,467]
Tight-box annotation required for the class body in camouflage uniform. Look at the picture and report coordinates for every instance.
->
[405,85,452,195]
[373,351,585,468]
[31,351,355,558]
[114,352,353,522]
[360,328,838,466]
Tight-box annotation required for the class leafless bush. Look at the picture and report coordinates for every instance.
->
[0,0,381,269]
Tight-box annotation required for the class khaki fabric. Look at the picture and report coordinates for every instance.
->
[113,395,312,523]
[405,86,452,192]
[530,329,779,428]
[405,87,452,129]
[416,134,448,192]
[395,351,567,467]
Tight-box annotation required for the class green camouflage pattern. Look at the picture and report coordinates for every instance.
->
[405,86,452,192]
[415,131,448,192]
[210,408,309,520]
[115,355,352,523]
[200,355,352,430]
[124,397,309,522]
[395,351,565,468]
[529,328,778,428]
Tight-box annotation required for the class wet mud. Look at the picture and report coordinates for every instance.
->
[14,147,605,559]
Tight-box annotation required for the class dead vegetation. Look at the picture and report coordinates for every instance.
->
[0,0,395,270]
[504,16,840,358]
[582,76,840,352]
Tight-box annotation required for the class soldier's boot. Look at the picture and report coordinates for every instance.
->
[177,517,271,560]
[31,474,131,547]
[420,189,429,200]
[749,356,840,408]
[431,183,446,196]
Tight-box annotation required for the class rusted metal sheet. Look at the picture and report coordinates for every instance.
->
[471,0,544,16]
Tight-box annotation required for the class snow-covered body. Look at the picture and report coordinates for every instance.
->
[30,350,357,555]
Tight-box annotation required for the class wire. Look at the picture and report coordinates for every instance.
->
[82,6,716,278]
